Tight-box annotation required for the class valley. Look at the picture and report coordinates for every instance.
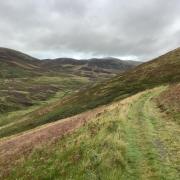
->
[0,48,140,138]
[0,48,139,115]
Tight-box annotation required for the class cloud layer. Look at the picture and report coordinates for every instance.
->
[0,0,180,60]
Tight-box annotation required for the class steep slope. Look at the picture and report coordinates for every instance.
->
[0,86,179,179]
[0,48,178,138]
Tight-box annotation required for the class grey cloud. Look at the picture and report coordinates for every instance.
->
[0,0,179,61]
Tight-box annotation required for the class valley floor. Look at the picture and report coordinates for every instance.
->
[0,86,179,179]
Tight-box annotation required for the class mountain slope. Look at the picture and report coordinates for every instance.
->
[0,48,179,138]
[0,86,179,179]
[0,47,140,79]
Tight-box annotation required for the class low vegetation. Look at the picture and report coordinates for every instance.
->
[1,87,179,179]
[156,83,180,123]
[0,75,89,113]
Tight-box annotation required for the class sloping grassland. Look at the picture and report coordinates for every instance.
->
[0,86,179,179]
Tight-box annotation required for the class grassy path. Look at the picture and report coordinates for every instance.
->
[1,87,179,179]
[122,88,180,179]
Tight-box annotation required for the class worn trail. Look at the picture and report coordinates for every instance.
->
[122,88,180,179]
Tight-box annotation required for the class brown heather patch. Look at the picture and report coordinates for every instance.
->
[156,84,180,121]
[157,84,180,111]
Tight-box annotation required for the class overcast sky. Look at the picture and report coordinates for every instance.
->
[0,0,180,61]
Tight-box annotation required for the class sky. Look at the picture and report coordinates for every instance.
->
[0,0,180,61]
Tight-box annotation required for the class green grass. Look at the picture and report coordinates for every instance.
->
[3,87,179,179]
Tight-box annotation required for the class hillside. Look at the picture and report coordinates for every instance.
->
[0,47,42,78]
[42,57,141,79]
[0,47,138,115]
[0,47,140,79]
[0,48,178,138]
[0,86,179,179]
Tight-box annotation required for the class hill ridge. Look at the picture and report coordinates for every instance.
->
[0,47,140,78]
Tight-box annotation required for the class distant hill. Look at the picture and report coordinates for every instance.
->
[0,47,42,78]
[0,47,140,79]
[41,57,141,80]
[42,57,140,71]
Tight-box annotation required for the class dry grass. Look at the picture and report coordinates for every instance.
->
[156,83,180,122]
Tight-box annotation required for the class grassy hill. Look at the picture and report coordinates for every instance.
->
[0,48,178,138]
[0,86,179,179]
[0,47,139,79]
